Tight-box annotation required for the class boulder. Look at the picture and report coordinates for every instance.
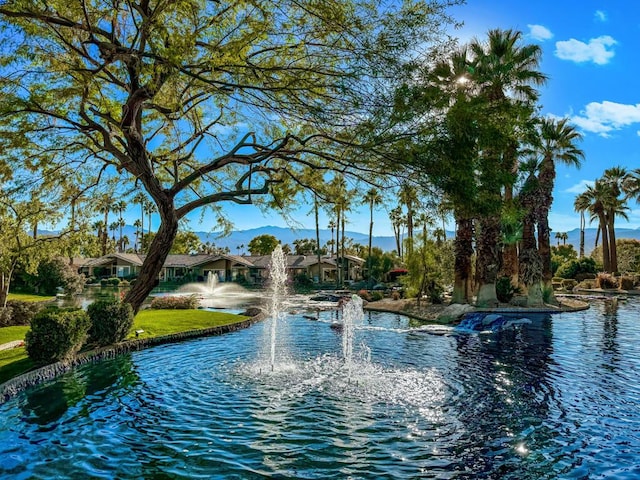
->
[437,303,475,323]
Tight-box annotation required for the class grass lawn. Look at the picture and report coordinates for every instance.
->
[130,309,249,339]
[0,326,29,345]
[7,292,55,302]
[0,309,249,385]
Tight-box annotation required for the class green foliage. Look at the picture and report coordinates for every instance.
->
[87,300,134,346]
[25,308,91,364]
[101,277,121,287]
[495,276,520,303]
[248,235,280,255]
[364,247,397,283]
[293,238,327,255]
[402,235,453,304]
[371,291,384,301]
[150,295,199,310]
[30,257,85,296]
[293,273,314,292]
[612,239,640,273]
[551,244,578,274]
[0,300,44,327]
[555,257,597,279]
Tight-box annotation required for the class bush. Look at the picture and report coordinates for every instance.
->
[619,276,634,290]
[31,257,84,296]
[107,277,121,286]
[0,300,44,327]
[496,276,520,303]
[150,295,199,309]
[87,300,134,346]
[556,257,598,279]
[25,308,91,364]
[391,291,400,301]
[371,291,384,301]
[357,289,372,301]
[596,273,618,289]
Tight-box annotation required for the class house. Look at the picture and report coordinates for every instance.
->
[79,252,365,285]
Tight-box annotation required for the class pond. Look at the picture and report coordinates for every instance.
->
[1,297,639,478]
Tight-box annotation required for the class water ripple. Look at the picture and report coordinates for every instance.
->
[1,298,640,478]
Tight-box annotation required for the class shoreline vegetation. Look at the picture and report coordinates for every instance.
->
[0,308,256,396]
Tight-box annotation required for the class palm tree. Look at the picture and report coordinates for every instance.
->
[133,192,148,248]
[602,167,630,273]
[133,219,142,252]
[574,191,591,258]
[327,220,336,256]
[469,28,547,306]
[389,206,405,259]
[518,159,544,305]
[364,188,382,288]
[623,168,640,200]
[581,181,612,272]
[399,182,418,255]
[96,194,112,255]
[534,117,583,298]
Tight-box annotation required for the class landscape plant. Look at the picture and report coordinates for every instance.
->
[25,308,91,364]
[87,300,134,346]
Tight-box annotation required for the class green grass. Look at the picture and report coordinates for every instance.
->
[0,309,249,386]
[7,292,55,302]
[0,348,32,385]
[130,309,249,339]
[0,326,29,345]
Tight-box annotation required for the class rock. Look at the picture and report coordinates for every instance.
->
[437,303,475,323]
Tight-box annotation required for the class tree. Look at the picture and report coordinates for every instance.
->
[580,181,612,272]
[114,200,128,252]
[533,117,583,299]
[469,29,547,307]
[602,167,630,273]
[364,188,383,288]
[390,206,405,259]
[0,1,457,312]
[293,238,325,255]
[132,192,148,249]
[248,235,280,256]
[574,192,590,258]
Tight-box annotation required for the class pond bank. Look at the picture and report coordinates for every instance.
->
[364,296,591,323]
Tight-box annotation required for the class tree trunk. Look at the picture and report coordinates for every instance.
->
[519,212,543,306]
[368,199,374,289]
[599,217,610,272]
[452,216,474,304]
[124,203,179,313]
[0,272,10,309]
[607,216,618,273]
[579,211,585,258]
[475,215,500,307]
[537,214,555,302]
[314,194,321,284]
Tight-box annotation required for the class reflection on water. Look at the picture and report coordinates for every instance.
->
[1,298,640,478]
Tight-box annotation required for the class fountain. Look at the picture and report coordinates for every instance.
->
[267,244,287,371]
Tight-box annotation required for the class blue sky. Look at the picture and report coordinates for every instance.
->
[132,1,640,238]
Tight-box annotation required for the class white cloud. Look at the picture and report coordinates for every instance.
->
[570,101,640,135]
[527,24,553,41]
[555,35,617,65]
[595,10,607,22]
[564,179,594,194]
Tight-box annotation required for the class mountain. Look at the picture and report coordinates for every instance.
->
[560,227,640,255]
[195,225,400,253]
[39,225,640,255]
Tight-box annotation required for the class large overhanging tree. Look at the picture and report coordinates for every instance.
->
[0,0,459,312]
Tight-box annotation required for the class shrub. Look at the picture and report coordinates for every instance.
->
[496,276,520,303]
[556,257,598,279]
[391,291,400,301]
[357,289,372,301]
[619,276,634,291]
[150,295,199,309]
[87,300,134,346]
[107,277,121,286]
[25,308,91,364]
[0,300,44,327]
[596,273,618,289]
[371,291,384,301]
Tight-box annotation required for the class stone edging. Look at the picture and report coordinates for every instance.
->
[0,312,265,405]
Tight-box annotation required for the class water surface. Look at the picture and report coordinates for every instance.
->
[1,297,639,479]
